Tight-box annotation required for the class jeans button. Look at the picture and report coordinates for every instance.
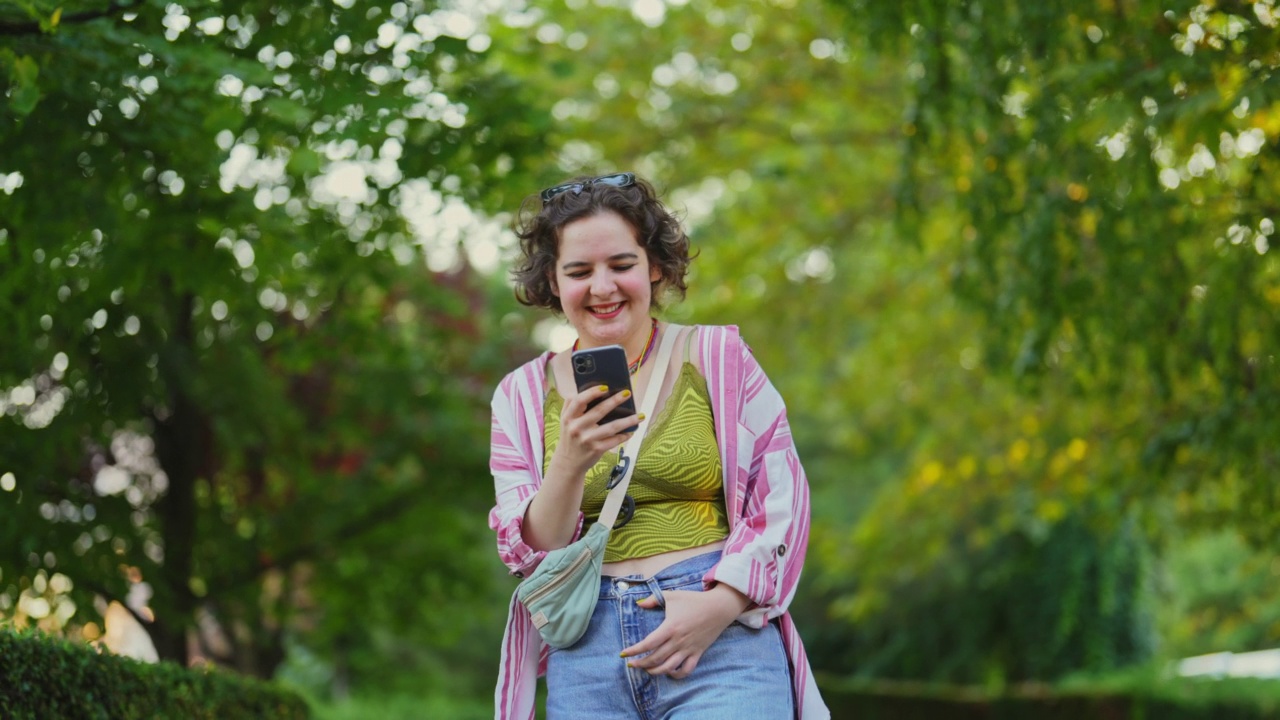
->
[617,581,630,591]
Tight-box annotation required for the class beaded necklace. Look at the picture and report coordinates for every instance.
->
[572,317,659,375]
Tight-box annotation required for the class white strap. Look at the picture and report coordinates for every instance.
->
[596,323,683,529]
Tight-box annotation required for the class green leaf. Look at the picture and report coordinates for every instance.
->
[4,53,41,117]
[260,97,313,128]
[40,6,61,33]
[201,104,245,134]
[286,146,321,176]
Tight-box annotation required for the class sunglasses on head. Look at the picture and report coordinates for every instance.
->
[539,172,636,203]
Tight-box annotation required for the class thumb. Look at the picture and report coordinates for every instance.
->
[635,594,661,609]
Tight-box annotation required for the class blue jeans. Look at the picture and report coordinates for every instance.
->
[545,551,794,719]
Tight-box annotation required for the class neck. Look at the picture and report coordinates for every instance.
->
[621,318,657,359]
[575,318,657,363]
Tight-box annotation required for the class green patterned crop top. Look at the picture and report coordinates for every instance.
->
[543,361,729,563]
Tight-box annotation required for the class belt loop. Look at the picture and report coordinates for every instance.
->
[644,578,667,609]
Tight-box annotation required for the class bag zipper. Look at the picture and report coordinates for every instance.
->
[521,545,594,606]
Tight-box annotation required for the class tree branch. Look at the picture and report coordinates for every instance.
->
[0,0,145,37]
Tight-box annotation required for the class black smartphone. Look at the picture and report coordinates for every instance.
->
[571,345,639,431]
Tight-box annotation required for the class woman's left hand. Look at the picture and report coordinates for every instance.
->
[621,584,750,679]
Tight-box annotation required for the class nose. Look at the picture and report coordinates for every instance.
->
[590,273,616,297]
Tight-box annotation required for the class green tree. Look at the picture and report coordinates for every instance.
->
[0,0,551,692]
[828,0,1280,537]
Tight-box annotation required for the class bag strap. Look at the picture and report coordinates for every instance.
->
[596,323,684,530]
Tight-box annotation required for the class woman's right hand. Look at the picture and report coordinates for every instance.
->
[551,385,643,477]
[524,384,641,552]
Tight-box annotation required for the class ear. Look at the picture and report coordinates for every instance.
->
[649,263,661,284]
[549,272,560,297]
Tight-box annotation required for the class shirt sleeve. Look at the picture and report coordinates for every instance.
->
[488,372,585,578]
[703,337,812,628]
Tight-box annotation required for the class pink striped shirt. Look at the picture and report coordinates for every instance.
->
[488,324,829,719]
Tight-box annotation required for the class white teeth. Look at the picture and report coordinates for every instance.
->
[591,303,623,314]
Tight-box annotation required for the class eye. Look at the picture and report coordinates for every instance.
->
[566,271,589,279]
[613,264,637,273]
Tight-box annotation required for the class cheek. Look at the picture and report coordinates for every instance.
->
[623,274,651,296]
[555,276,585,303]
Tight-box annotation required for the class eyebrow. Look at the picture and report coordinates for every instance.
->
[560,252,640,270]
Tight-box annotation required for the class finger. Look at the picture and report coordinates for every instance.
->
[635,594,660,609]
[599,412,644,438]
[563,391,630,437]
[669,653,701,680]
[629,645,674,671]
[620,628,666,661]
[647,652,687,677]
[605,386,634,405]
[563,384,612,416]
[583,387,634,420]
[627,629,680,670]
[573,415,641,453]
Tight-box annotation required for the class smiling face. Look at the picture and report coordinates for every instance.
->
[551,210,661,354]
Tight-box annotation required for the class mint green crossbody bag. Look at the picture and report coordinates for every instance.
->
[516,324,683,649]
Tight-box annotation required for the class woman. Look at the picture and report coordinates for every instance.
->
[488,172,828,719]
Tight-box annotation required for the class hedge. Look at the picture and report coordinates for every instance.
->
[0,629,308,720]
[819,675,1280,719]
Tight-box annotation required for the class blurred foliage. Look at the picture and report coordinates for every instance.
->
[304,691,489,720]
[813,0,1280,679]
[830,0,1280,537]
[820,671,1280,720]
[1157,530,1280,659]
[0,0,553,698]
[3,0,1276,707]
[815,508,1155,684]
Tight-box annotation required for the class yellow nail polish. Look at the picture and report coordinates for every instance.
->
[626,662,634,668]
[637,413,646,421]
[597,385,609,393]
[620,389,631,398]
[620,652,628,658]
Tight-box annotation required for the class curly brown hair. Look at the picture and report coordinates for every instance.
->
[511,174,693,313]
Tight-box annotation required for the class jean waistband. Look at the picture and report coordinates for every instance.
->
[597,550,721,599]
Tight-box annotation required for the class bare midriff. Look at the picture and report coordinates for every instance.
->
[601,539,726,579]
